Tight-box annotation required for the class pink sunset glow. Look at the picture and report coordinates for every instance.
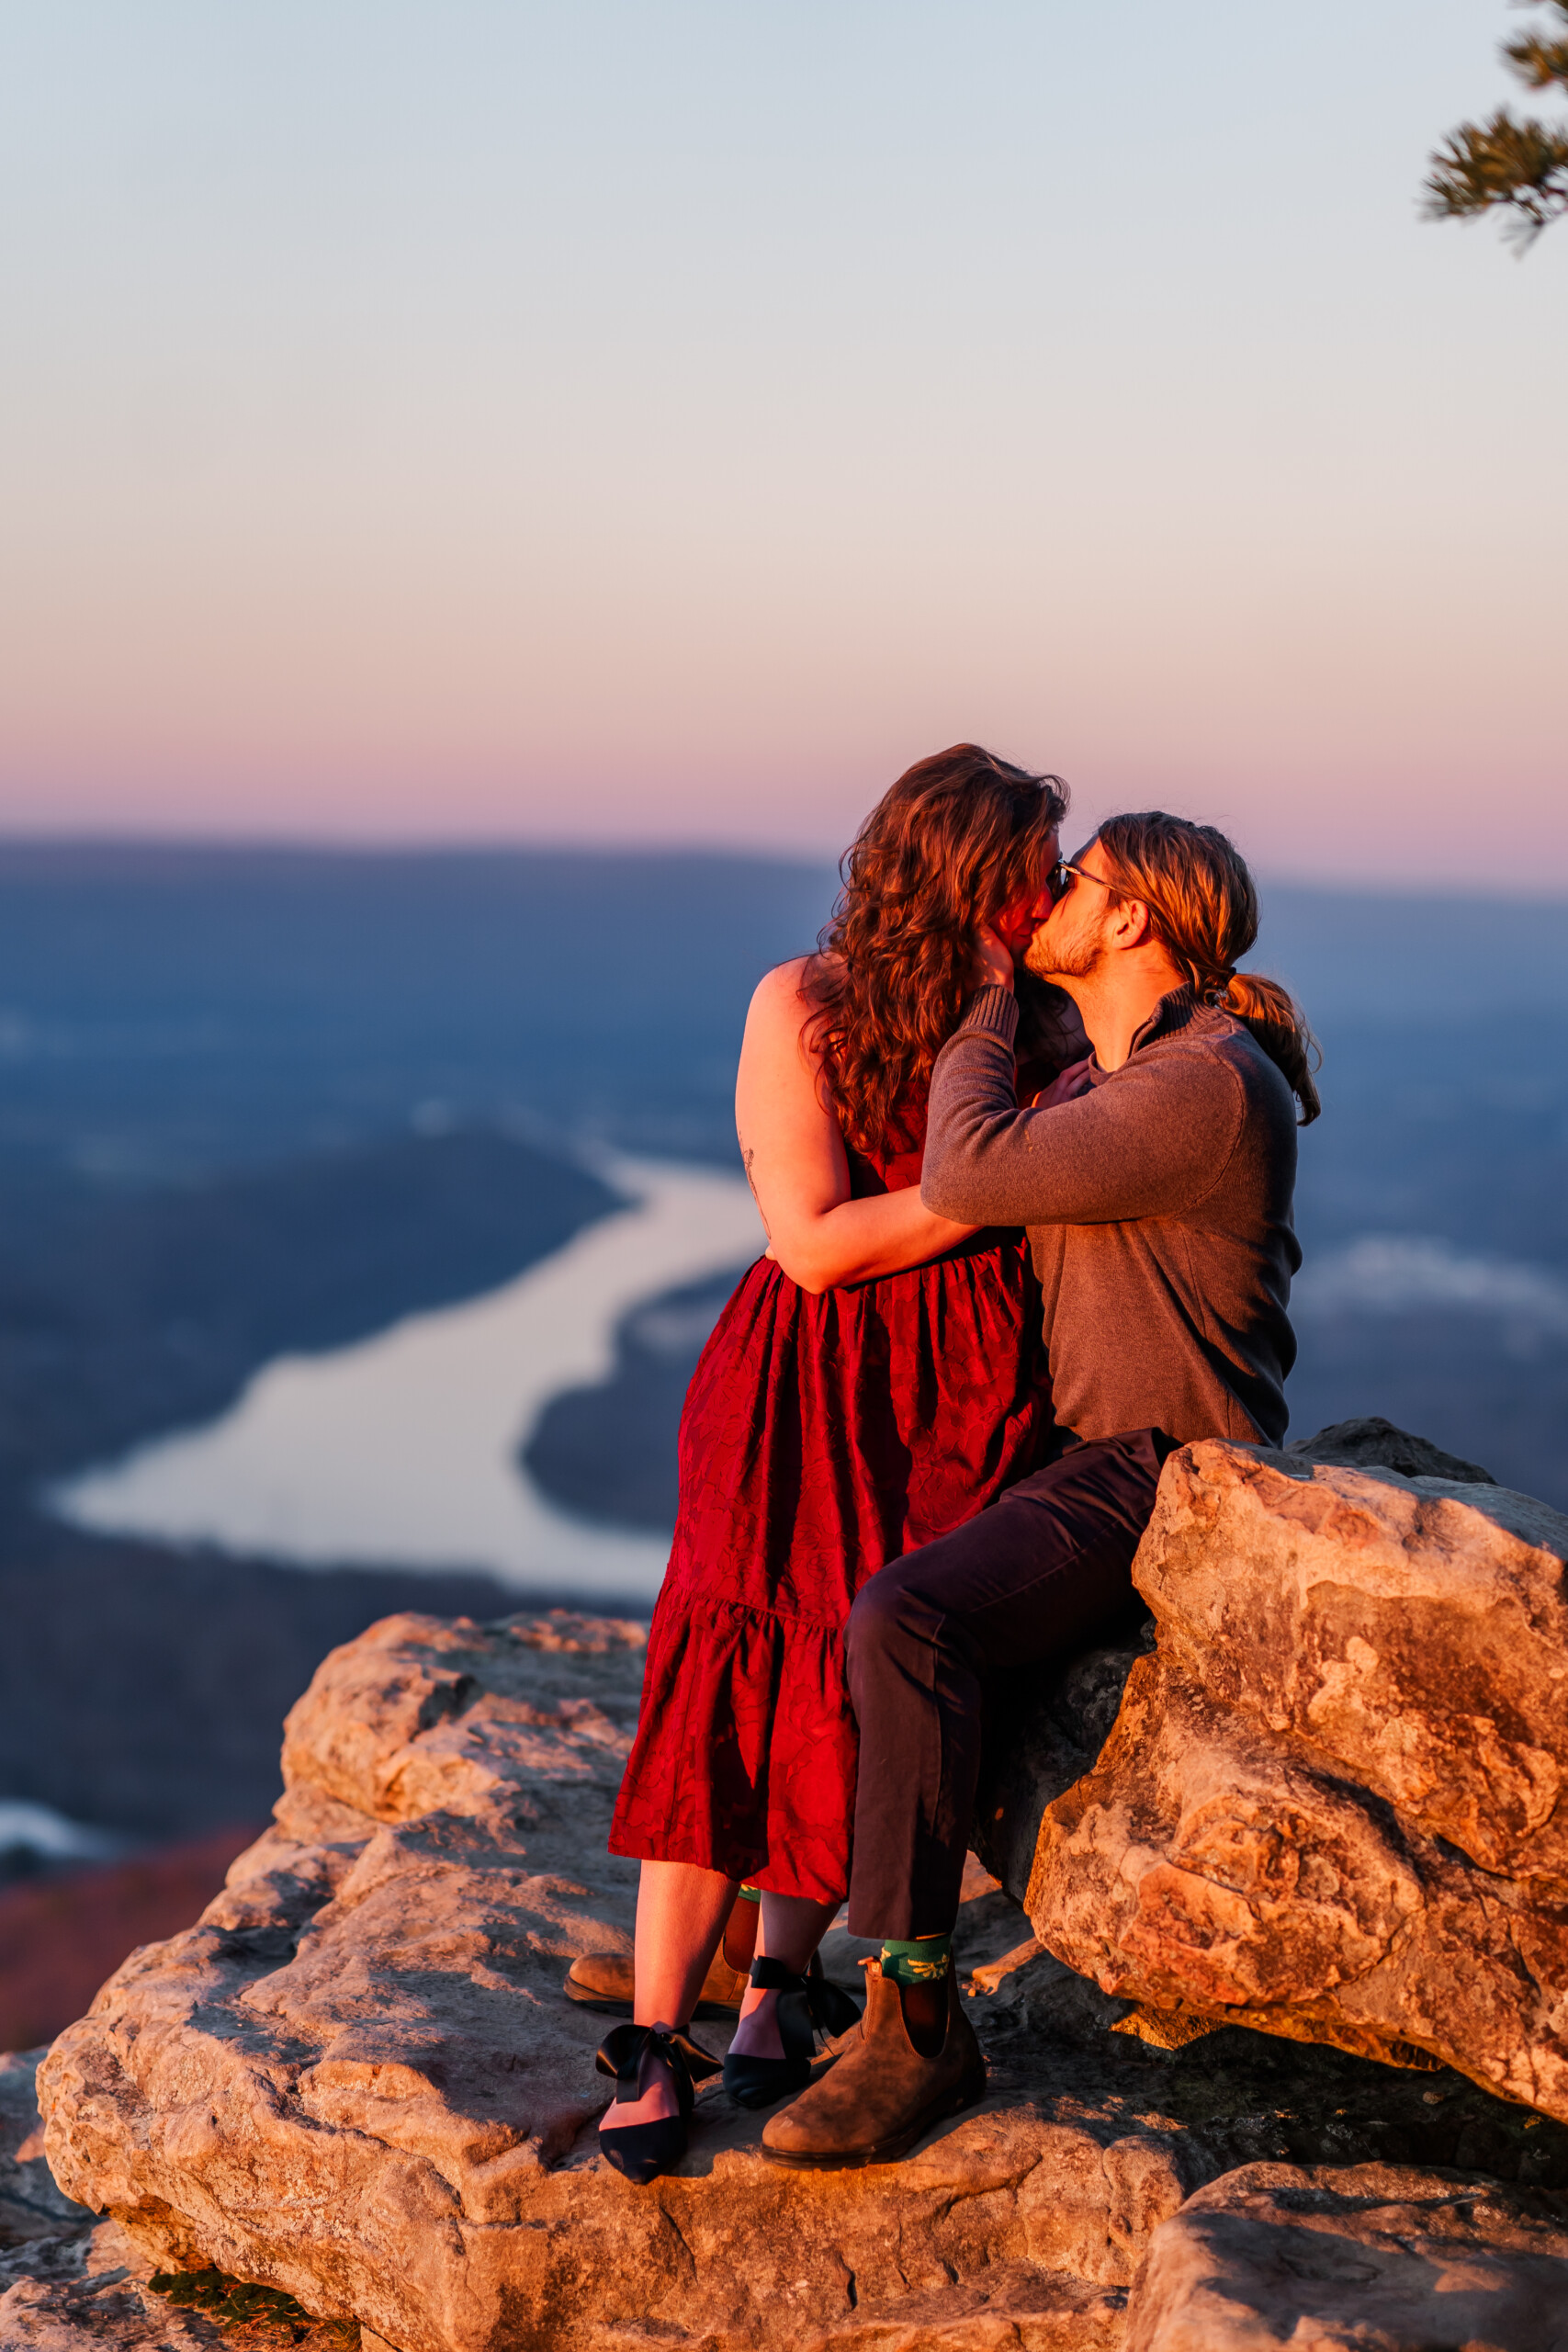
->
[3,1,1563,888]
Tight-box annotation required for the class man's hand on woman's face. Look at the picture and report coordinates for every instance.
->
[971,924,1016,993]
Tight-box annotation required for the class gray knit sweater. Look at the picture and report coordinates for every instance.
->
[921,983,1301,1448]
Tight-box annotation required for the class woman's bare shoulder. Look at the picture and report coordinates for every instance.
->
[752,953,815,997]
[747,954,834,1023]
[742,957,840,1095]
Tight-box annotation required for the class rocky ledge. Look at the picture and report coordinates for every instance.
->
[12,1424,1568,2350]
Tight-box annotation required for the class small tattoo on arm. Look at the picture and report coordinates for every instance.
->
[740,1142,772,1237]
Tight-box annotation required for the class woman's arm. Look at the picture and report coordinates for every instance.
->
[734,959,979,1295]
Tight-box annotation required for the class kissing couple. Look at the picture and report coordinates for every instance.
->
[571,742,1317,2181]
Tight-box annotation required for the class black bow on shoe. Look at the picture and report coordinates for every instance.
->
[721,1953,864,2111]
[594,2022,721,2186]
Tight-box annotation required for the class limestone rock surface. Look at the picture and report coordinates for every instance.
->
[41,1597,1568,2352]
[1124,2162,1568,2352]
[1026,1439,1568,2113]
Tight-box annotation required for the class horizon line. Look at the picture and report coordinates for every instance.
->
[0,827,1563,910]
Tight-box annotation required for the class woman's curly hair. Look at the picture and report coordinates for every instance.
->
[806,745,1068,1157]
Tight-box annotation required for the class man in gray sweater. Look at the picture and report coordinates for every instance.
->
[764,810,1317,2170]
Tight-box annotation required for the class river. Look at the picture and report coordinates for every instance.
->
[50,1157,762,1600]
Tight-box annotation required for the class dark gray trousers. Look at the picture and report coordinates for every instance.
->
[843,1428,1171,1941]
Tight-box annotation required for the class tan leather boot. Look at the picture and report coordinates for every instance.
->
[564,1940,750,2018]
[761,1959,986,2168]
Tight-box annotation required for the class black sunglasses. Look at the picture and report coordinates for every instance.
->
[1046,858,1118,903]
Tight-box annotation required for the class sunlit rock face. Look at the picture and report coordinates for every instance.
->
[1026,1437,1568,2113]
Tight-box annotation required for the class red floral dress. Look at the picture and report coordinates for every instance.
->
[608,1085,1049,1905]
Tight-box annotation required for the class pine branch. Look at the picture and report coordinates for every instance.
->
[1500,0,1568,92]
[1502,28,1568,89]
[1425,3,1568,245]
[1426,108,1568,243]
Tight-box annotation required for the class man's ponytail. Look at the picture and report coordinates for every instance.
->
[1096,812,1322,1125]
[1218,970,1321,1125]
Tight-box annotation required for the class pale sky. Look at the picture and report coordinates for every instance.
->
[2,2,1563,888]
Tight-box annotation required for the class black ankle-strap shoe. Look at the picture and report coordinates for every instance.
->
[807,1948,863,2039]
[721,1952,863,2111]
[595,2022,720,2185]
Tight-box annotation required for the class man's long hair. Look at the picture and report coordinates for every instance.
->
[808,745,1068,1157]
[1095,811,1322,1124]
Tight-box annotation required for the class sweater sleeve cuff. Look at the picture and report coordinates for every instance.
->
[955,985,1020,1045]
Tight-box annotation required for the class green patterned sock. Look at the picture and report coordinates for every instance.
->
[879,1933,952,1987]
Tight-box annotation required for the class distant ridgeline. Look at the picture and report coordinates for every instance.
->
[0,841,839,1181]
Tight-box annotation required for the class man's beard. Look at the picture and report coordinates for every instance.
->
[1025,928,1104,983]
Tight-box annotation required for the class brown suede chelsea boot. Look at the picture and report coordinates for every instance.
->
[564,1943,750,2018]
[761,1958,986,2168]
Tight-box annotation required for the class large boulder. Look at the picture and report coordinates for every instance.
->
[39,1590,1568,2352]
[1025,1437,1568,2113]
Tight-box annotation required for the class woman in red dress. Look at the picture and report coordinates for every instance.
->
[596,745,1075,2180]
